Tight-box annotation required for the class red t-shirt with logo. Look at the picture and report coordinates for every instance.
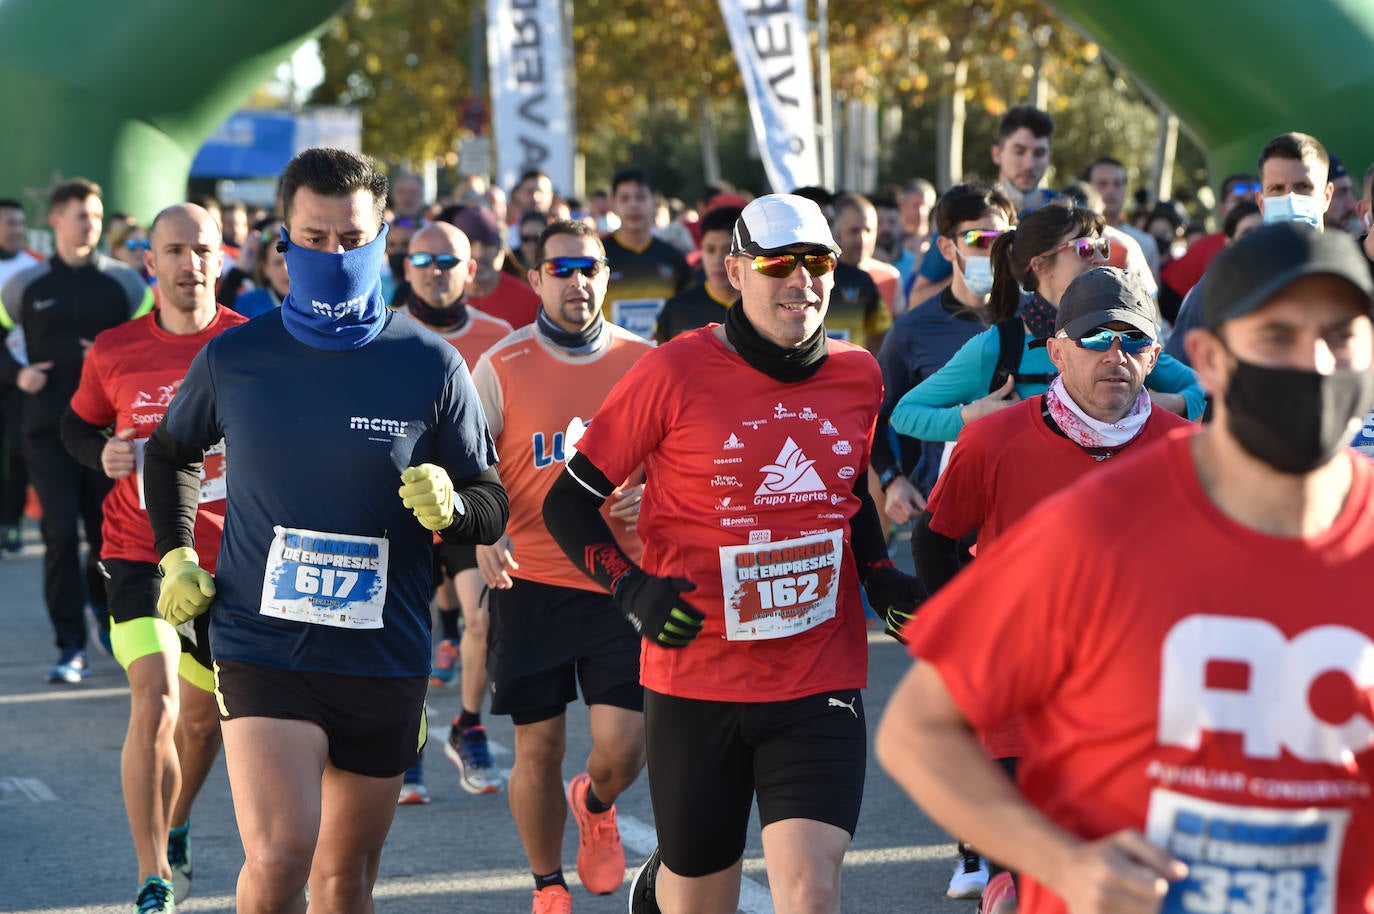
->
[68,308,247,568]
[472,324,652,591]
[574,327,882,701]
[925,396,1190,757]
[907,431,1374,914]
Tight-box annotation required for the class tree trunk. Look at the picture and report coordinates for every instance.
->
[936,56,968,191]
[1152,104,1178,203]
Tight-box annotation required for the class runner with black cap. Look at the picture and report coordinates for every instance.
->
[543,193,923,914]
[908,266,1191,903]
[877,221,1374,914]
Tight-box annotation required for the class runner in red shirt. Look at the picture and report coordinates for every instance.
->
[910,266,1191,898]
[60,204,245,913]
[877,223,1374,914]
[543,194,922,914]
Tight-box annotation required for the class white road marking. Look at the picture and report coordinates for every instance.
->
[0,777,57,803]
[0,686,129,705]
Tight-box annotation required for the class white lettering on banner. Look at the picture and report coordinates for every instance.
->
[718,0,819,192]
[1158,615,1374,765]
[487,0,574,195]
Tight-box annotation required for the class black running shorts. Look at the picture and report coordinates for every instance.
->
[212,658,428,778]
[434,542,478,582]
[644,687,867,877]
[102,557,212,675]
[486,576,642,726]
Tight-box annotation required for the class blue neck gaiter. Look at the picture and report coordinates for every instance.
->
[279,223,390,351]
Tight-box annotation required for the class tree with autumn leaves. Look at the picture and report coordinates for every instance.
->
[311,0,1204,208]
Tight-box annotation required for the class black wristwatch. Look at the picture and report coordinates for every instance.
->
[878,466,903,491]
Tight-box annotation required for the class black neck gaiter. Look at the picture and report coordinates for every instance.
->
[536,307,608,356]
[407,291,470,331]
[723,300,829,383]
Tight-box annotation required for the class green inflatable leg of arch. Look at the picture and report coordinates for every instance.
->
[1052,0,1374,179]
[0,0,341,223]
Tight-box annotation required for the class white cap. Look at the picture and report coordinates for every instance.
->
[730,193,841,257]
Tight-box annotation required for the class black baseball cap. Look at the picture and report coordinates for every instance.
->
[1051,267,1159,340]
[1201,222,1374,329]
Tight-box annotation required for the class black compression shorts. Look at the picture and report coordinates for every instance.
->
[644,687,867,877]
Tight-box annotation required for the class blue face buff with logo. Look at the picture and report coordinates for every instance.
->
[279,223,389,351]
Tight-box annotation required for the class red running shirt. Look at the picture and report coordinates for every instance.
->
[68,308,247,568]
[908,432,1374,914]
[472,324,652,592]
[924,396,1190,757]
[574,327,882,701]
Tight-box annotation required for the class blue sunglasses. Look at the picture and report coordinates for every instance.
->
[408,252,464,270]
[1069,327,1155,354]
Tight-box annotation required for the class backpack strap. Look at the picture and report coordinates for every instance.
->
[988,318,1025,394]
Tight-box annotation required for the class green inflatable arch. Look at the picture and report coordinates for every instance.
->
[1053,0,1374,179]
[1,0,1372,220]
[0,0,340,222]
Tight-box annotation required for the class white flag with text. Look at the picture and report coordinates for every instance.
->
[486,0,575,195]
[719,0,820,192]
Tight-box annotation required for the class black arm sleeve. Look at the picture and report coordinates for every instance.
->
[848,471,892,582]
[144,421,205,558]
[439,465,509,546]
[911,509,962,595]
[59,405,111,472]
[543,452,640,591]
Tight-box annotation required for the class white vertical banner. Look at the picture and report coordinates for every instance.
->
[719,0,820,192]
[486,0,575,195]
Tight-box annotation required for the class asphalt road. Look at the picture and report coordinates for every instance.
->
[0,522,975,913]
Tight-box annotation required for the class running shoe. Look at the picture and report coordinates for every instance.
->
[980,871,1017,914]
[429,638,459,686]
[398,758,429,805]
[444,724,501,794]
[135,875,175,912]
[47,649,88,684]
[166,821,192,902]
[947,842,989,899]
[567,772,625,895]
[531,884,572,914]
[627,847,663,914]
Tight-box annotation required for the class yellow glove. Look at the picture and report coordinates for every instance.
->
[399,464,460,531]
[157,547,216,626]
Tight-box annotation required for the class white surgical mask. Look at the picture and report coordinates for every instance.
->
[959,253,994,298]
[1262,193,1323,228]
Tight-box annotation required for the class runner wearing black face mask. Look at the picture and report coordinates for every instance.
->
[876,220,1374,914]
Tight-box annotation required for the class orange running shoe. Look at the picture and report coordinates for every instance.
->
[566,772,625,895]
[531,884,572,914]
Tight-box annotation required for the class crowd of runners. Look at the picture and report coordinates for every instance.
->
[2,100,1374,914]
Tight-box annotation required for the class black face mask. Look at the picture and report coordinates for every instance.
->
[1224,356,1374,474]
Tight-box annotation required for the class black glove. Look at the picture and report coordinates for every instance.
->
[613,569,705,648]
[864,563,925,644]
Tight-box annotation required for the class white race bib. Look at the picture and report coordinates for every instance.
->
[135,439,227,509]
[1145,788,1347,914]
[259,526,389,629]
[718,529,843,641]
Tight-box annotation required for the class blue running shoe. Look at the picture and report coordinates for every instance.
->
[47,649,88,684]
[444,724,500,794]
[135,875,175,912]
